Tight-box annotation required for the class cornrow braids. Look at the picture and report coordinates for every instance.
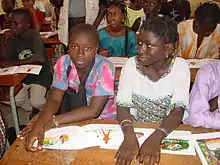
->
[141,15,179,54]
[107,0,127,16]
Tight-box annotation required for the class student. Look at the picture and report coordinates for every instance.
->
[125,0,145,28]
[93,0,110,29]
[178,2,220,59]
[2,8,52,119]
[19,23,116,151]
[22,0,45,31]
[98,1,137,57]
[0,0,16,30]
[34,0,46,13]
[184,62,220,129]
[132,0,162,32]
[115,16,190,165]
[68,0,86,30]
[160,0,191,23]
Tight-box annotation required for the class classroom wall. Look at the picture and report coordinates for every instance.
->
[189,0,220,16]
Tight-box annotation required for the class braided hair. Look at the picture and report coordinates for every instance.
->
[195,2,220,28]
[107,0,127,16]
[140,15,179,54]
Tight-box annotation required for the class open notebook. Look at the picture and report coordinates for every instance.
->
[193,132,220,165]
[0,65,42,76]
[33,124,196,156]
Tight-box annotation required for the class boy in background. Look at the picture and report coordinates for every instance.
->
[1,8,52,119]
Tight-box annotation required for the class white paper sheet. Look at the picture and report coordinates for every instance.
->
[0,65,42,75]
[38,124,196,156]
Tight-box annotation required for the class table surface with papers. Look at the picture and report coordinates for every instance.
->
[1,119,219,165]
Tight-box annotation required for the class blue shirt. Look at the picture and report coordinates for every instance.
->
[98,28,138,57]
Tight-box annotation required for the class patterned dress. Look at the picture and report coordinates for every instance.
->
[117,57,190,122]
[53,54,116,120]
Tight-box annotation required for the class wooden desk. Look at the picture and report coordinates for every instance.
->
[115,67,199,82]
[1,119,218,165]
[0,74,28,135]
[42,37,63,58]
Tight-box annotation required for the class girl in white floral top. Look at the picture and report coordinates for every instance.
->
[115,15,190,165]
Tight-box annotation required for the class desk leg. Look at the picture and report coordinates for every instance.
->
[9,86,20,135]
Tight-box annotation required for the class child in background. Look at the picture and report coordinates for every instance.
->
[22,0,45,31]
[98,0,137,57]
[125,0,145,28]
[2,8,52,119]
[132,0,162,32]
[18,24,116,151]
[178,2,220,59]
[0,0,16,30]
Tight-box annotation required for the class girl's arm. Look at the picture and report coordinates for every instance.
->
[93,5,106,29]
[55,96,108,124]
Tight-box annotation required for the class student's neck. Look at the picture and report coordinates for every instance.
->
[109,26,124,33]
[145,57,171,72]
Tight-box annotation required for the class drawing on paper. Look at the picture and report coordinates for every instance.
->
[43,134,69,147]
[197,138,220,165]
[160,139,189,151]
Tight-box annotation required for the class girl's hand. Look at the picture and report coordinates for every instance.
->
[114,135,139,165]
[4,30,15,42]
[18,122,34,140]
[24,124,45,152]
[138,134,161,165]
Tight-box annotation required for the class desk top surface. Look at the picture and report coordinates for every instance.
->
[1,119,218,165]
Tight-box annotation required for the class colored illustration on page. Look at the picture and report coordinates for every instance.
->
[197,138,220,165]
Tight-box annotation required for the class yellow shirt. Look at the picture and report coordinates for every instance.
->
[178,19,220,59]
[126,7,145,28]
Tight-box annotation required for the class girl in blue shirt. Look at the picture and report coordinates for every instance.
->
[98,0,137,57]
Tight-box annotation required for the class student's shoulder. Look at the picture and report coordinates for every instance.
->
[98,27,106,34]
[215,24,220,35]
[174,57,189,70]
[122,56,136,70]
[200,62,220,74]
[95,54,115,70]
[56,54,72,66]
[178,19,193,29]
[25,29,41,38]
